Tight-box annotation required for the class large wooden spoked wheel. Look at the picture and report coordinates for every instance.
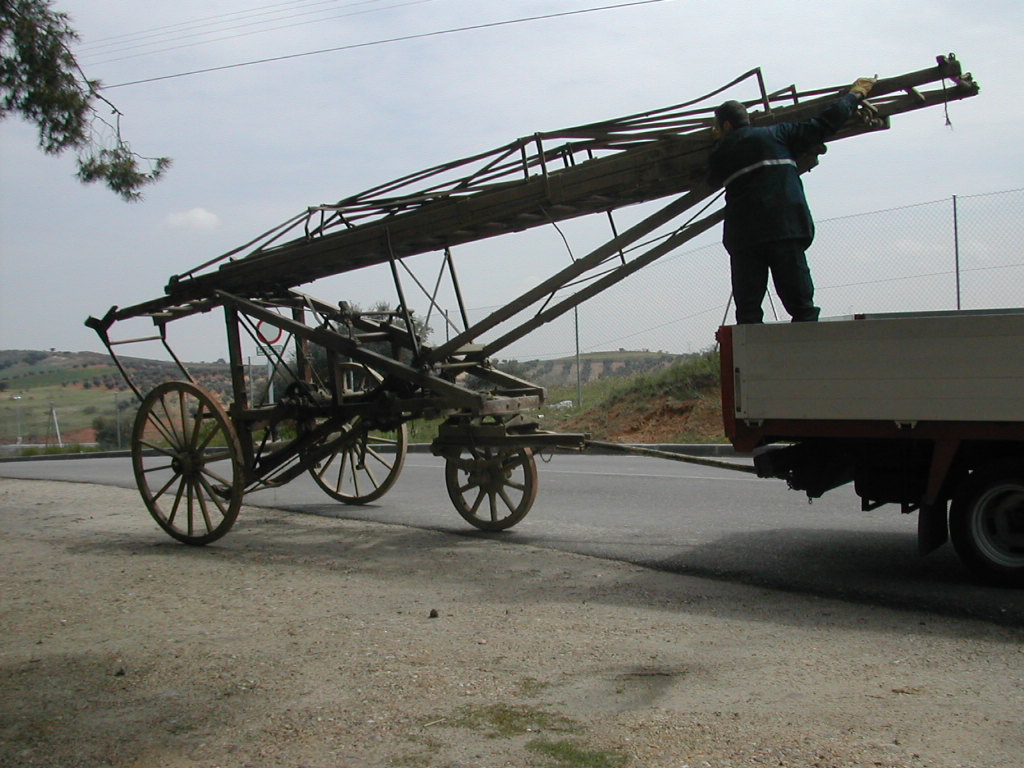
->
[307,362,408,504]
[132,381,245,545]
[444,446,538,531]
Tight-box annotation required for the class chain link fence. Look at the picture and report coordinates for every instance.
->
[477,187,1024,362]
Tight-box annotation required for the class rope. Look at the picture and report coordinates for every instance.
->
[585,440,758,475]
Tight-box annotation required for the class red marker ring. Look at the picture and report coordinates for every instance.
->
[256,320,283,345]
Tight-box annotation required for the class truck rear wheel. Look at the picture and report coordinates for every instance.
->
[950,460,1024,586]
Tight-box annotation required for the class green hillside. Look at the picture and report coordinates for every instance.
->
[0,350,238,448]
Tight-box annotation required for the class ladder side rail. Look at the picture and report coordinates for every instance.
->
[174,132,713,299]
[179,67,967,301]
[216,57,973,287]
[161,74,976,308]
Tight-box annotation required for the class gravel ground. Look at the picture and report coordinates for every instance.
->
[1,477,1022,768]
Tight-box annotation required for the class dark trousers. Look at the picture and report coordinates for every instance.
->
[728,238,819,324]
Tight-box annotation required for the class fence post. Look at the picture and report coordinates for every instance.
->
[953,194,961,310]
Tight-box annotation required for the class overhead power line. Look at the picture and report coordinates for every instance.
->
[103,0,671,90]
[79,0,377,51]
[81,0,436,66]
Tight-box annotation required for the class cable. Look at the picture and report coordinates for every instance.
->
[102,0,671,90]
[78,0,378,51]
[82,0,437,66]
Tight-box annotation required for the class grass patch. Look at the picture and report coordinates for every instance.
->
[526,738,629,767]
[604,347,719,407]
[444,703,579,739]
[1,384,132,444]
[545,374,627,412]
[15,443,98,457]
[407,418,440,443]
[516,677,553,697]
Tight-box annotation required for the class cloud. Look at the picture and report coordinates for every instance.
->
[164,207,220,231]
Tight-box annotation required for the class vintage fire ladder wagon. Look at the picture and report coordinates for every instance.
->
[88,56,981,558]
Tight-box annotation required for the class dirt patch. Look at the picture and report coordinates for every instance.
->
[562,389,725,443]
[1,478,1021,768]
[60,426,96,443]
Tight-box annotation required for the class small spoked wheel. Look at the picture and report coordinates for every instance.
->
[444,446,538,531]
[950,460,1024,586]
[307,362,407,504]
[132,381,245,545]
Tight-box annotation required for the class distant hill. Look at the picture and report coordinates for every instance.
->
[0,348,686,401]
[495,350,687,387]
[0,350,243,446]
[0,349,236,399]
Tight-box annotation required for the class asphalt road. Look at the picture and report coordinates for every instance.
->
[2,451,1020,626]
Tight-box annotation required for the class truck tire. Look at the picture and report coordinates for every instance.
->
[949,460,1024,586]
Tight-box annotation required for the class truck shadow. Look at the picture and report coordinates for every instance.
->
[476,525,1024,630]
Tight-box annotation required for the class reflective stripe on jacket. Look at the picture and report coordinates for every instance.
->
[708,92,860,249]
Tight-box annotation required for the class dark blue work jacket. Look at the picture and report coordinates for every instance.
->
[708,93,860,250]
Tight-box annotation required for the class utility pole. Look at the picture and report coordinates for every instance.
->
[12,395,22,445]
[574,306,582,408]
[48,403,64,448]
[114,391,122,449]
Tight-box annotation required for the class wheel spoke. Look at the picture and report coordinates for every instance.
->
[331,450,349,493]
[361,463,380,491]
[197,473,231,515]
[348,450,362,496]
[185,482,195,537]
[469,487,485,514]
[138,439,177,458]
[193,479,215,532]
[142,460,175,475]
[146,407,180,449]
[199,465,234,489]
[364,445,394,472]
[177,390,190,447]
[152,471,182,504]
[199,449,235,464]
[195,421,222,453]
[497,486,517,512]
[188,400,207,450]
[167,475,188,527]
[161,393,185,447]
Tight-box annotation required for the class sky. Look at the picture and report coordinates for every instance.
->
[1,0,1022,365]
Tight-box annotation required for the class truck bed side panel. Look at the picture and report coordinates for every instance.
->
[729,312,1024,423]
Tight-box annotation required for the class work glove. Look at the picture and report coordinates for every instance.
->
[850,76,877,99]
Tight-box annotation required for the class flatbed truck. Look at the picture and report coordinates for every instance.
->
[718,309,1024,585]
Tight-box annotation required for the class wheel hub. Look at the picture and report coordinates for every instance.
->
[471,458,507,492]
[980,486,1024,558]
[171,451,200,478]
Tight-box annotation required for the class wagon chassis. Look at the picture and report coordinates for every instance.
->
[86,55,979,544]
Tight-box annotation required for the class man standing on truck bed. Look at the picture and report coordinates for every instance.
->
[708,76,876,324]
